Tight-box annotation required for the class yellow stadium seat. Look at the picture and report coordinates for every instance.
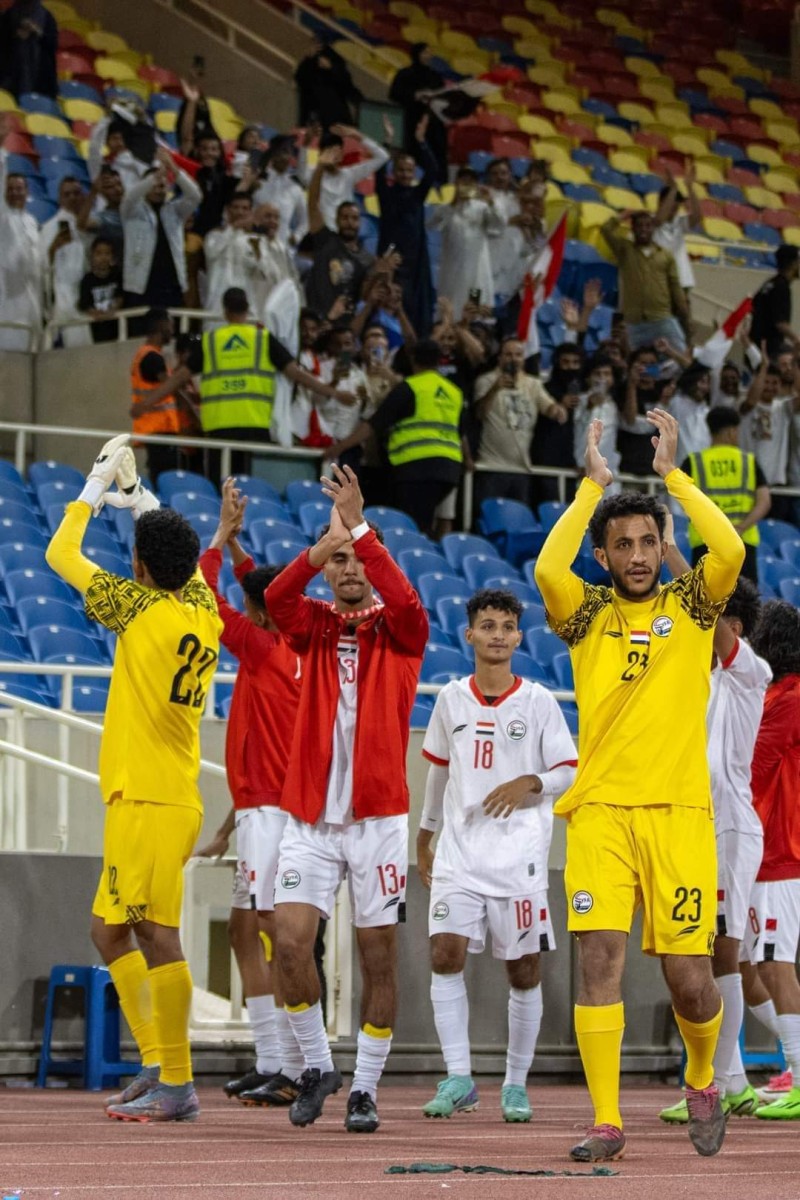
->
[530,140,570,164]
[0,89,20,113]
[685,235,722,261]
[207,96,240,124]
[595,123,633,147]
[744,185,785,209]
[782,226,800,247]
[485,100,523,119]
[618,102,655,125]
[439,30,478,53]
[603,186,645,211]
[655,102,692,128]
[696,68,734,92]
[747,144,785,168]
[367,59,398,84]
[767,121,800,147]
[692,161,725,185]
[715,49,752,74]
[503,15,538,36]
[710,84,747,102]
[519,40,555,62]
[578,203,617,258]
[94,56,138,82]
[544,179,563,202]
[518,113,557,137]
[450,53,493,75]
[401,24,439,45]
[639,121,678,141]
[364,194,381,217]
[638,79,676,104]
[624,57,661,79]
[45,1,77,19]
[763,169,799,194]
[86,30,129,54]
[217,118,245,139]
[609,149,653,174]
[389,1,426,18]
[541,10,573,29]
[549,160,592,186]
[380,46,410,68]
[596,7,628,28]
[25,113,73,138]
[334,41,374,66]
[111,49,151,71]
[525,0,559,16]
[154,109,178,133]
[671,133,710,158]
[526,64,566,88]
[59,16,98,35]
[750,98,785,120]
[61,97,104,123]
[704,218,744,242]
[541,90,582,116]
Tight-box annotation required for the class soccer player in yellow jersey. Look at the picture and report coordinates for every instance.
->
[45,436,222,1123]
[535,409,745,1163]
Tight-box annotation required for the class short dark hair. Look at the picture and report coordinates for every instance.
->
[320,131,344,151]
[411,339,442,370]
[486,156,511,174]
[134,509,199,591]
[58,174,80,191]
[455,166,478,182]
[631,209,652,222]
[707,405,741,435]
[776,243,800,272]
[588,492,666,549]
[300,307,323,324]
[658,184,684,204]
[7,172,27,186]
[466,588,523,626]
[721,359,740,376]
[723,576,761,640]
[750,599,800,681]
[240,564,283,611]
[90,235,116,254]
[223,287,248,316]
[336,199,359,215]
[176,331,203,373]
[144,306,170,335]
[227,191,253,206]
[319,519,384,544]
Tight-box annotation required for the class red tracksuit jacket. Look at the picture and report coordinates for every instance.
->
[265,529,428,825]
[753,673,800,882]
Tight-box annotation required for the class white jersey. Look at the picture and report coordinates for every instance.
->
[323,634,358,825]
[422,676,576,896]
[707,638,772,836]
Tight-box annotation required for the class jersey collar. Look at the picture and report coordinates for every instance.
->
[469,675,523,707]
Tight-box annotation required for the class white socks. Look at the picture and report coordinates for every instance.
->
[431,972,471,1076]
[351,1026,393,1100]
[714,974,747,1094]
[504,985,543,1088]
[776,1013,800,1080]
[245,994,280,1077]
[274,1000,305,1081]
[750,997,781,1040]
[285,1001,333,1074]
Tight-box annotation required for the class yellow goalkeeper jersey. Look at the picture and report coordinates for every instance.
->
[46,502,222,811]
[535,470,744,817]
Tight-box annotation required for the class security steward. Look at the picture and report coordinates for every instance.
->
[200,286,356,478]
[324,338,464,534]
[683,405,772,584]
[130,307,192,487]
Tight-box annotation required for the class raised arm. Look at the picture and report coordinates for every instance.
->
[265,509,350,652]
[534,419,611,621]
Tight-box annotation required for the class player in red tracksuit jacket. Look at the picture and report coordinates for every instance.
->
[266,464,428,1135]
[747,600,800,1121]
[196,480,304,1108]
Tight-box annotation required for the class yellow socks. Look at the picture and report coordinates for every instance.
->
[675,1002,723,1091]
[108,950,158,1068]
[148,961,193,1086]
[574,1002,625,1129]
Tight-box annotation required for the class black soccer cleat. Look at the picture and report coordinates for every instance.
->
[223,1067,274,1099]
[238,1071,301,1107]
[345,1089,380,1133]
[289,1066,343,1127]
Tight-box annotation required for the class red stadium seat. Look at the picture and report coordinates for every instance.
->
[781,192,800,212]
[762,209,800,230]
[138,64,182,88]
[723,202,760,225]
[3,131,36,156]
[694,114,730,136]
[557,117,597,141]
[448,124,494,161]
[728,167,764,188]
[699,198,725,218]
[491,133,531,158]
[57,50,96,75]
[474,112,519,133]
[635,130,673,154]
[505,83,541,108]
[57,29,90,51]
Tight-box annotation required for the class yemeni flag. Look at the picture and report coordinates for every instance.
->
[694,296,753,370]
[517,211,568,358]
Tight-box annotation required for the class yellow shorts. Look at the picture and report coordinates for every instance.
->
[92,798,202,928]
[564,804,717,956]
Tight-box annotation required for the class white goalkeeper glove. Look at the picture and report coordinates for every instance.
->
[103,447,161,520]
[78,434,131,515]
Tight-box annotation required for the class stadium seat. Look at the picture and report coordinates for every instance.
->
[523,625,563,674]
[0,462,25,488]
[759,555,798,591]
[778,577,800,605]
[478,498,546,564]
[778,539,800,568]
[284,478,327,513]
[305,581,333,602]
[420,643,472,683]
[262,538,308,566]
[398,549,450,586]
[248,520,307,557]
[82,547,129,576]
[233,476,283,504]
[0,677,54,707]
[3,569,75,606]
[71,681,111,713]
[28,625,105,666]
[36,480,81,509]
[0,544,48,578]
[298,501,330,539]
[418,572,467,610]
[551,652,574,690]
[481,577,542,605]
[16,596,90,636]
[158,470,217,504]
[759,519,799,550]
[225,582,244,612]
[440,533,499,573]
[169,491,219,518]
[385,530,440,559]
[537,501,567,530]
[82,526,124,556]
[0,516,47,548]
[239,496,292,531]
[511,649,551,685]
[363,505,419,532]
[462,554,521,590]
[0,628,28,661]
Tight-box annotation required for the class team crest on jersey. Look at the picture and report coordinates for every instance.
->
[432,902,450,920]
[651,615,674,638]
[281,869,301,889]
[507,719,526,741]
[572,890,593,914]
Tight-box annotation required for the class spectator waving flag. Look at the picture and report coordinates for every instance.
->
[694,296,753,369]
[517,212,568,358]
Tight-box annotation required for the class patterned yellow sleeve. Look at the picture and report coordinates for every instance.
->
[85,572,163,634]
[547,583,613,647]
[663,560,730,631]
[182,570,219,617]
[665,468,744,602]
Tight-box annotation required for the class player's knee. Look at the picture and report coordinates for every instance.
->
[507,954,540,990]
[430,937,465,975]
[577,933,625,981]
[359,928,397,980]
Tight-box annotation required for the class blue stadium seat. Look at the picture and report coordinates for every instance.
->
[16,596,91,636]
[417,572,467,610]
[468,150,493,175]
[59,79,104,103]
[0,628,28,660]
[760,519,799,551]
[82,525,124,556]
[82,546,129,576]
[383,529,439,559]
[778,539,800,568]
[511,649,551,684]
[27,197,58,224]
[0,605,19,633]
[148,92,183,113]
[523,626,563,674]
[559,700,579,737]
[158,470,217,504]
[3,569,74,606]
[19,93,62,115]
[0,677,54,707]
[420,643,471,683]
[410,701,433,728]
[537,501,567,531]
[234,476,283,504]
[759,555,797,591]
[225,582,244,612]
[562,183,602,203]
[398,549,450,586]
[0,497,38,527]
[71,681,111,713]
[572,147,608,171]
[5,153,39,176]
[104,506,135,552]
[440,533,499,574]
[364,505,419,533]
[427,621,457,647]
[478,498,545,565]
[0,477,31,507]
[285,478,326,513]
[263,538,308,566]
[462,554,521,590]
[182,512,218,542]
[0,516,47,547]
[36,480,81,510]
[298,501,330,538]
[482,577,542,606]
[0,543,48,578]
[240,496,292,530]
[518,602,547,630]
[707,183,746,204]
[0,461,25,488]
[434,597,470,643]
[744,223,782,248]
[215,685,234,718]
[551,652,574,690]
[306,581,333,601]
[28,461,85,490]
[778,577,800,605]
[169,491,219,517]
[29,626,105,665]
[250,520,309,557]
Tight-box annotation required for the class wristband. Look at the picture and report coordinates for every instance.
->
[78,478,107,514]
[350,520,370,542]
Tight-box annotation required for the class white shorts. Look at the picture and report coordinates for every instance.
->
[716,830,763,943]
[428,880,555,961]
[274,814,408,928]
[231,806,288,912]
[434,487,457,521]
[747,879,800,964]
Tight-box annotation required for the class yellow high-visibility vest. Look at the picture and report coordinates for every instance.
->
[387,371,463,467]
[687,445,760,547]
[200,324,276,433]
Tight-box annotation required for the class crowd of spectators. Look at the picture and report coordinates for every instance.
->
[1,25,800,536]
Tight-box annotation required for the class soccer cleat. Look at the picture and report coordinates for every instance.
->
[345,1089,380,1132]
[659,1096,689,1124]
[422,1075,479,1118]
[756,1069,793,1101]
[724,1083,762,1116]
[106,1081,200,1123]
[238,1071,300,1107]
[288,1066,343,1127]
[685,1083,726,1156]
[223,1067,274,1099]
[755,1086,800,1120]
[105,1067,159,1108]
[569,1124,626,1162]
[501,1084,532,1123]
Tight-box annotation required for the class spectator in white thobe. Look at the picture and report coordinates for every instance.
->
[427,167,504,319]
[203,194,296,330]
[297,124,389,231]
[252,135,308,248]
[0,146,42,350]
[39,174,89,347]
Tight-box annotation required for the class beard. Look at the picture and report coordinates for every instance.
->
[606,561,660,601]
